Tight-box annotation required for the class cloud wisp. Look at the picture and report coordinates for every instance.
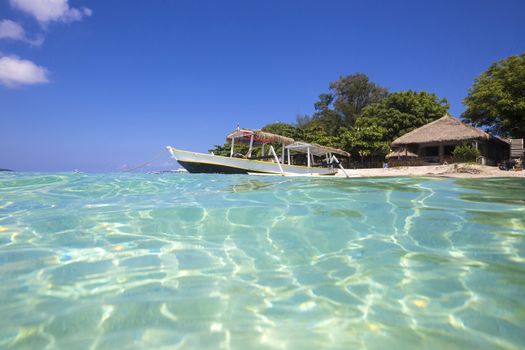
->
[0,19,44,46]
[0,55,49,87]
[10,0,92,24]
[0,0,92,88]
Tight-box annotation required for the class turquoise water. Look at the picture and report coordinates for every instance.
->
[0,173,524,350]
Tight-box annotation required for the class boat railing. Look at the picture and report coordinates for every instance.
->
[269,145,284,175]
[329,155,350,178]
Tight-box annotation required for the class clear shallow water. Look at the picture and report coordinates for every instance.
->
[0,173,524,350]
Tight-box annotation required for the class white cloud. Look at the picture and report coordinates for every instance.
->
[0,20,25,40]
[10,0,92,24]
[0,55,49,87]
[0,19,44,46]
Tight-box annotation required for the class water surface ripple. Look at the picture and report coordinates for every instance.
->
[0,173,524,349]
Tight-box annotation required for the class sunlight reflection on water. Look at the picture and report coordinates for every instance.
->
[0,173,524,349]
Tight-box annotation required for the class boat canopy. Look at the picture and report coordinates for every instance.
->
[285,142,351,158]
[226,128,295,146]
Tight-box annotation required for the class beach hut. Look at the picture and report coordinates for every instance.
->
[386,148,419,167]
[386,148,418,160]
[390,114,510,165]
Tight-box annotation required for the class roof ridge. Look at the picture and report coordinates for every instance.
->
[393,114,451,140]
[391,113,492,145]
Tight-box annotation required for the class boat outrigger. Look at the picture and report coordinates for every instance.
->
[166,128,351,177]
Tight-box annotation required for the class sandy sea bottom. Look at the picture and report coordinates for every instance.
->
[0,173,524,349]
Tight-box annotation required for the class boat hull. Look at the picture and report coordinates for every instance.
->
[167,147,337,176]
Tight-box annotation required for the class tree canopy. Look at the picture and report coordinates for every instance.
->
[261,123,300,139]
[210,73,450,162]
[357,90,449,141]
[462,53,525,138]
[311,74,388,136]
[339,125,389,161]
[341,91,448,159]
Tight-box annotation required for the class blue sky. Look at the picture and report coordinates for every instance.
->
[1,0,524,172]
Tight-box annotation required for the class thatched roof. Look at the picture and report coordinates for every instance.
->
[386,149,418,159]
[254,130,295,145]
[227,128,295,146]
[391,114,494,146]
[311,143,351,158]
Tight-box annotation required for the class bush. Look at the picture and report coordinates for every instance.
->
[453,144,480,163]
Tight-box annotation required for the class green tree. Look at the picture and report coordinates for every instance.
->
[453,144,481,163]
[261,122,300,139]
[208,143,231,157]
[208,143,252,157]
[462,53,525,138]
[339,90,448,160]
[311,74,388,136]
[294,120,339,148]
[295,114,311,127]
[261,122,301,156]
[358,90,449,141]
[339,125,390,161]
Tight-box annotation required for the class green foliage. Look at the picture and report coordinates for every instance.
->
[297,120,339,148]
[209,140,258,157]
[329,74,388,124]
[261,123,300,139]
[209,75,451,164]
[260,123,300,155]
[339,126,390,160]
[295,114,311,127]
[341,91,448,159]
[208,143,230,156]
[311,74,388,136]
[453,144,481,163]
[462,53,525,138]
[358,90,449,141]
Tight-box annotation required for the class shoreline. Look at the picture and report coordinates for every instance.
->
[336,164,525,179]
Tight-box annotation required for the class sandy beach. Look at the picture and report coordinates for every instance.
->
[337,164,525,178]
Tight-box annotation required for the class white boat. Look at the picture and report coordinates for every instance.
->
[167,128,351,177]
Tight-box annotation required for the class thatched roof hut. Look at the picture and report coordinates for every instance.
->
[390,114,509,165]
[391,114,492,146]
